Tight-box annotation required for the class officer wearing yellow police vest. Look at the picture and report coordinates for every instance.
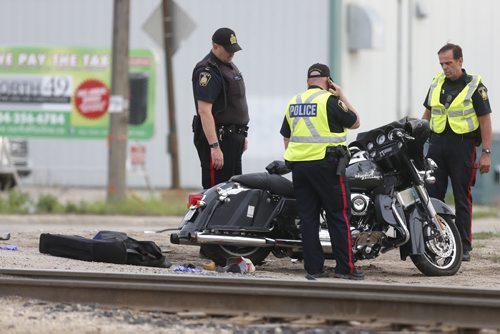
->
[422,43,492,263]
[280,63,363,280]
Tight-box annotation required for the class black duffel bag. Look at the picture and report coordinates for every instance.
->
[39,230,171,268]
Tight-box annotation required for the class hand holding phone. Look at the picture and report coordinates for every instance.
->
[328,78,336,91]
[328,78,338,96]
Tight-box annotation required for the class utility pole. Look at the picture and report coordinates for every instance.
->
[162,0,180,189]
[107,0,130,202]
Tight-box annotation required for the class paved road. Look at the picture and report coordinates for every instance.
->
[1,214,180,234]
[471,217,499,233]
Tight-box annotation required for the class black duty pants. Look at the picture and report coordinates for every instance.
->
[425,133,477,252]
[291,156,355,275]
[194,132,245,189]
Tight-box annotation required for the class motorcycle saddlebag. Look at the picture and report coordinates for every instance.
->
[206,189,279,232]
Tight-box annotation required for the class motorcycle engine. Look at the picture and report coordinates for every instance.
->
[351,193,370,216]
[349,193,384,259]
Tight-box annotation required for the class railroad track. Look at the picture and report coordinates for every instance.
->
[0,268,499,330]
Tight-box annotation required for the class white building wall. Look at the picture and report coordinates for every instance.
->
[340,0,401,133]
[174,0,331,188]
[1,0,498,189]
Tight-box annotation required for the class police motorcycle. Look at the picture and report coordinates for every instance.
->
[170,118,462,276]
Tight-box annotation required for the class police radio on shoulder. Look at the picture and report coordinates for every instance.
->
[209,142,219,149]
[482,148,491,155]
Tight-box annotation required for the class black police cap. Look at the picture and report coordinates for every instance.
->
[212,27,242,53]
[307,63,331,79]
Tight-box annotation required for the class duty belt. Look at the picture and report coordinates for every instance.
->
[217,124,248,141]
[326,145,350,157]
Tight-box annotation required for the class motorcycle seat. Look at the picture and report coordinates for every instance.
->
[230,173,295,198]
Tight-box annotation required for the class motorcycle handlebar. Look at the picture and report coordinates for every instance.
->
[389,128,415,141]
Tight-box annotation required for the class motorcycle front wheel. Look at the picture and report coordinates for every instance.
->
[200,244,272,266]
[410,214,462,276]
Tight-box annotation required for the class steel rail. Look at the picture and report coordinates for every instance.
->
[0,268,499,329]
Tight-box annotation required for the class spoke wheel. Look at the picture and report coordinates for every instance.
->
[410,214,462,276]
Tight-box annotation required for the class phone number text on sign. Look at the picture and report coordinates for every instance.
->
[0,74,72,104]
[0,111,65,125]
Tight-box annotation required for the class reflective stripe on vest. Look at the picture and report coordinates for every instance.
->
[284,88,347,162]
[428,72,480,134]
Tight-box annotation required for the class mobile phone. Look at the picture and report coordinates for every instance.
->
[328,79,336,91]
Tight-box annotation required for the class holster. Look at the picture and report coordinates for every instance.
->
[326,146,350,176]
[336,155,348,176]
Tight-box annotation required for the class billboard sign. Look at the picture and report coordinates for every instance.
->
[0,47,155,139]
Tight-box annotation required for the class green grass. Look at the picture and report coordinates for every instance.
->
[472,208,498,219]
[445,192,499,219]
[0,191,31,213]
[0,189,193,216]
[1,188,498,218]
[472,231,500,240]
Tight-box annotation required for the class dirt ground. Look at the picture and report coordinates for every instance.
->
[1,213,499,333]
[1,214,500,286]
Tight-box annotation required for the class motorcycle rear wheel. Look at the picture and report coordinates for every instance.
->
[410,214,462,276]
[200,244,272,266]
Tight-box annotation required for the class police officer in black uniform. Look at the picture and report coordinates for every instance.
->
[192,27,249,189]
[422,43,492,262]
[281,63,364,280]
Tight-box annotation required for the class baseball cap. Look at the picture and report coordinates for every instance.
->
[307,63,331,79]
[212,27,242,53]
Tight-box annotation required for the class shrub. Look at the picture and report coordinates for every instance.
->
[36,194,61,213]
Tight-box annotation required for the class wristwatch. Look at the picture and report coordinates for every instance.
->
[209,142,219,149]
[482,148,491,155]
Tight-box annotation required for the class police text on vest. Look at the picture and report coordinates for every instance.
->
[289,103,317,117]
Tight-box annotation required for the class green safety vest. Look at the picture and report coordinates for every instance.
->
[284,88,347,162]
[427,72,481,134]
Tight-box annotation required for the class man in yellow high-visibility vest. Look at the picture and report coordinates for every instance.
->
[422,43,492,262]
[281,63,362,280]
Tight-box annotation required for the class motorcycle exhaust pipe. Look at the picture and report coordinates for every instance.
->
[192,233,275,247]
[176,232,333,253]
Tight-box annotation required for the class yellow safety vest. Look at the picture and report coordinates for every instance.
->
[427,72,481,134]
[284,88,347,162]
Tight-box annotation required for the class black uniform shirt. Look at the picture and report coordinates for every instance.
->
[192,52,226,104]
[280,86,357,138]
[423,69,492,135]
[192,52,249,125]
